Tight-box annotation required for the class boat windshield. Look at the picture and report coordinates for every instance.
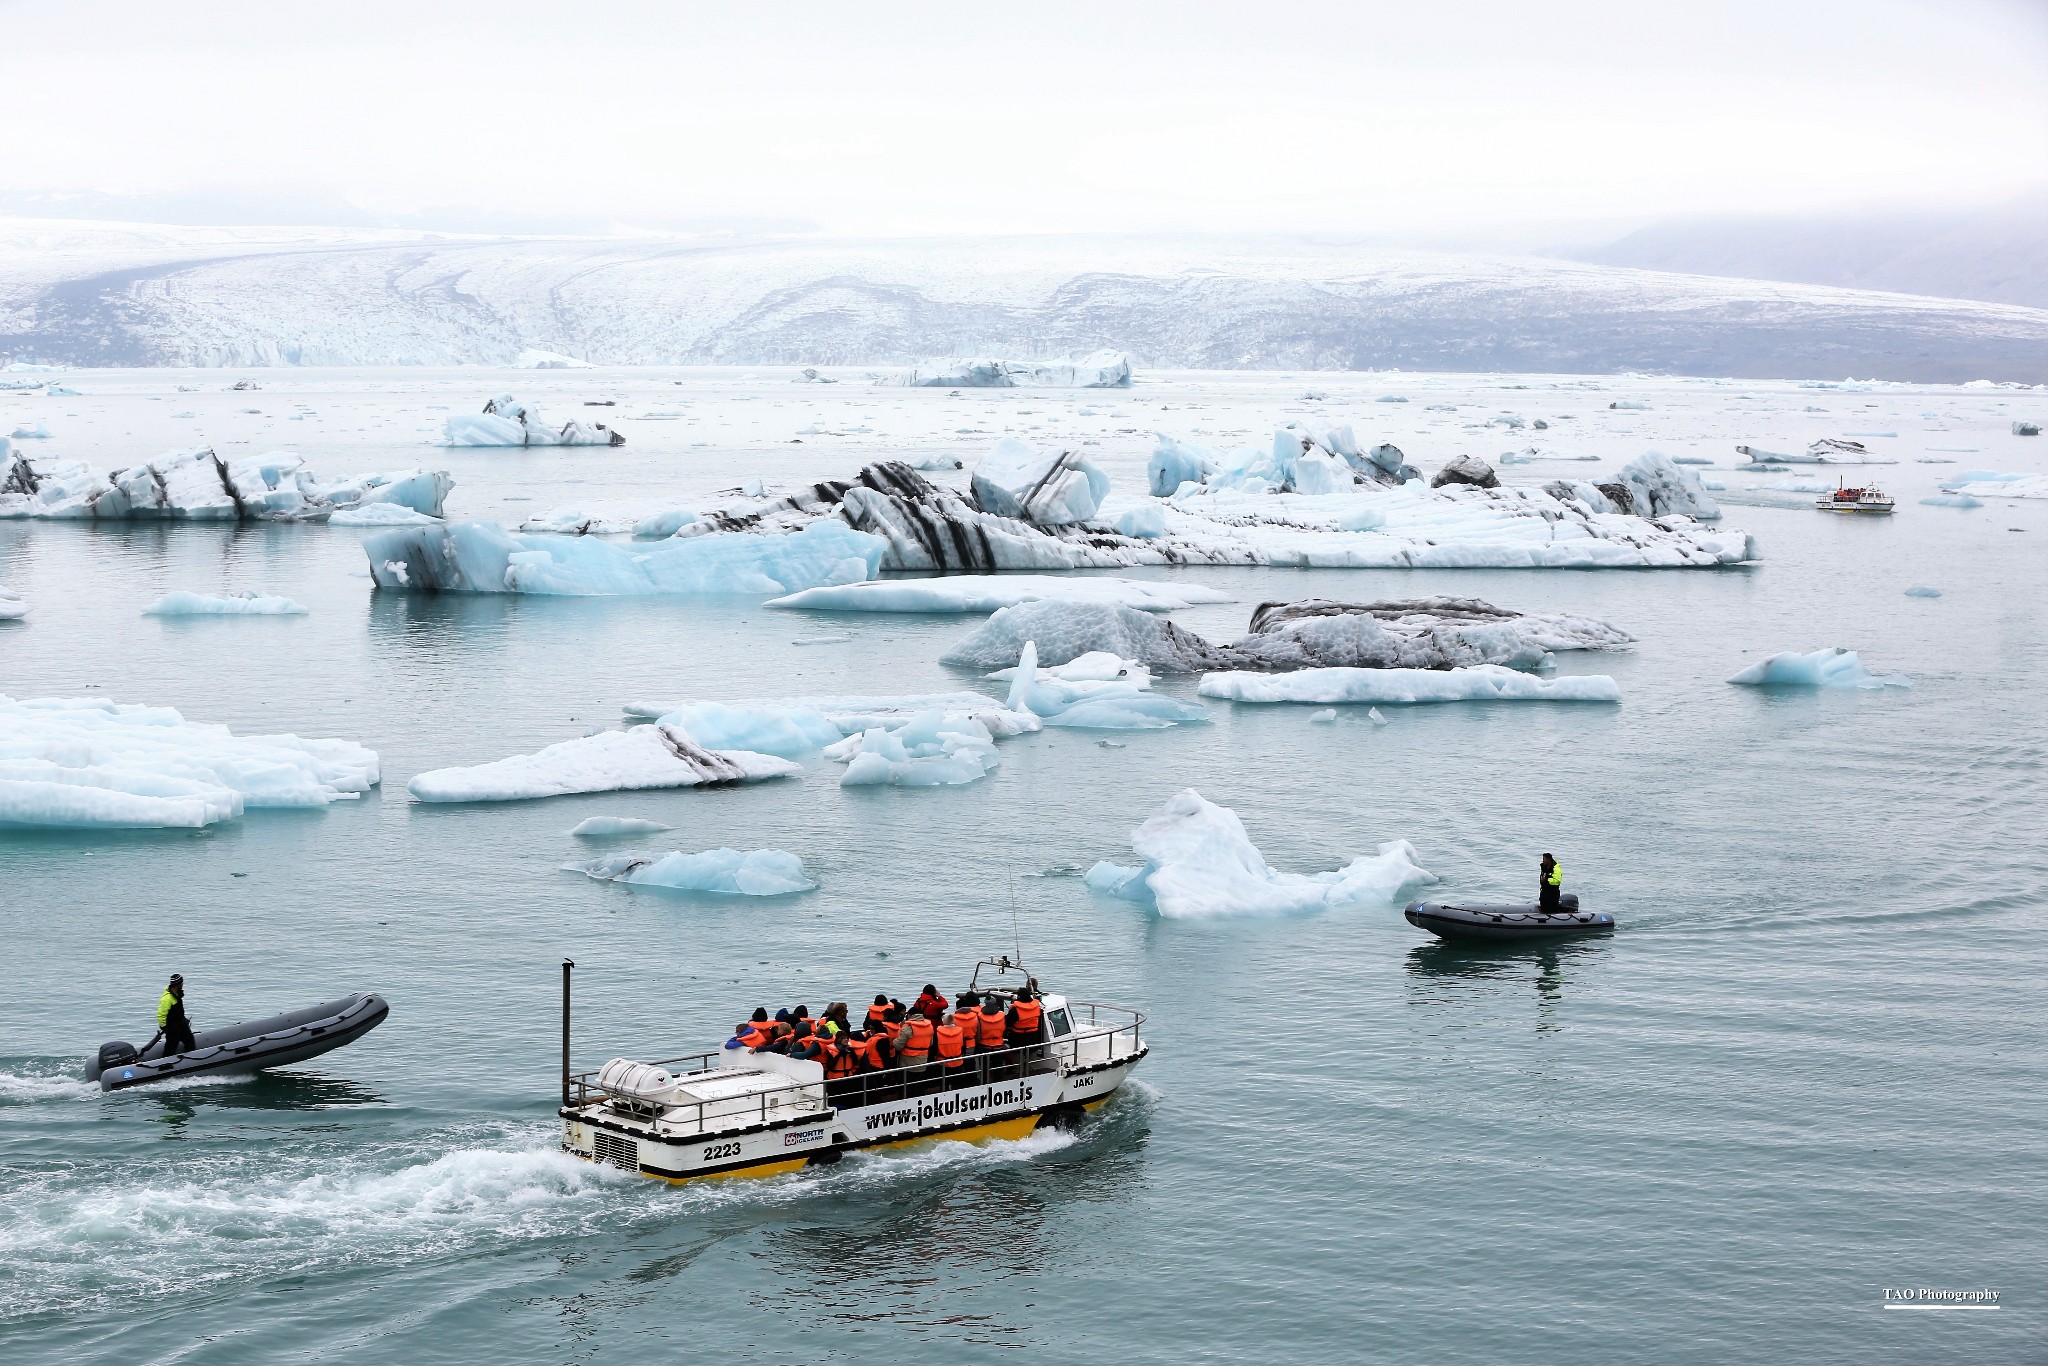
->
[1047,1008,1073,1037]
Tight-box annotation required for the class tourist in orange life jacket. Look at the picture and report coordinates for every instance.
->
[728,1008,776,1051]
[821,1002,851,1038]
[973,994,1008,1078]
[861,994,892,1033]
[896,1010,935,1075]
[913,985,948,1024]
[1007,988,1045,1068]
[932,1013,967,1071]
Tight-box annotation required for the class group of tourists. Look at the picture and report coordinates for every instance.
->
[727,983,1046,1095]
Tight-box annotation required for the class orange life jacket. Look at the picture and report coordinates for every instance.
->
[1009,999,1042,1037]
[899,1016,934,1053]
[976,1007,1007,1049]
[737,1022,774,1048]
[820,1039,856,1079]
[933,1021,965,1066]
[862,1007,891,1033]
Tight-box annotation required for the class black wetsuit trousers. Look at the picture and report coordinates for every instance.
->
[1539,885,1561,913]
[164,1016,197,1055]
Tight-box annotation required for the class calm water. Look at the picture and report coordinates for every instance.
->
[2,370,2046,1361]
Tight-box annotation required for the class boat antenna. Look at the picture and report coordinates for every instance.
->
[1009,870,1023,967]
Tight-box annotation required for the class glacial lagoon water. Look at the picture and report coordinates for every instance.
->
[2,369,2046,1361]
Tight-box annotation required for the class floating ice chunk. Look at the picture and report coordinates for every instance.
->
[1308,708,1336,723]
[910,456,962,471]
[0,694,378,828]
[1147,435,1219,496]
[0,586,26,621]
[970,438,1109,525]
[1198,665,1620,705]
[567,848,815,895]
[1609,400,1650,411]
[515,349,594,369]
[2013,421,2040,436]
[571,816,675,837]
[1904,587,1942,598]
[624,691,1036,738]
[988,650,1152,686]
[1113,503,1168,539]
[655,702,842,757]
[1726,648,1910,690]
[408,724,799,802]
[769,574,1229,614]
[143,591,309,616]
[444,395,622,446]
[0,447,451,522]
[999,640,1207,729]
[1367,707,1388,725]
[1735,439,1894,466]
[829,710,1002,787]
[633,508,699,538]
[1939,471,2048,499]
[366,518,883,596]
[945,600,1236,672]
[1430,455,1498,489]
[1083,788,1435,918]
[1919,494,1982,509]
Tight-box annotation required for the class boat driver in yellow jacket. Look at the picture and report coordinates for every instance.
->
[157,974,197,1056]
[1539,855,1563,913]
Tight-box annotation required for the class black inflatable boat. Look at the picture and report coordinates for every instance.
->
[1405,895,1614,942]
[87,992,390,1092]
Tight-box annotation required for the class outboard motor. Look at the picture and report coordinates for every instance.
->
[90,1040,139,1083]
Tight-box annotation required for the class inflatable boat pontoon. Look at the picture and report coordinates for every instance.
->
[88,992,390,1091]
[1405,895,1614,942]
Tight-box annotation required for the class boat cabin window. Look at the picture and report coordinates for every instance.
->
[1047,1008,1072,1037]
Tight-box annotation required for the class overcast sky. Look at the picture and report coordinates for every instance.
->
[5,0,2046,238]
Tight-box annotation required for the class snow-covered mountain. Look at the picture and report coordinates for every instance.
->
[3,220,2045,381]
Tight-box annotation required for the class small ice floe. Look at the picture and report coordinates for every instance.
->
[0,586,28,620]
[0,694,377,827]
[407,725,799,802]
[443,395,622,446]
[1084,788,1435,918]
[654,702,844,758]
[1367,707,1388,725]
[911,456,962,471]
[1735,438,1894,466]
[143,591,309,616]
[1904,587,1942,599]
[1308,708,1337,723]
[566,848,815,896]
[1726,648,1910,690]
[10,423,50,439]
[0,447,451,522]
[2013,421,2040,437]
[1198,665,1621,705]
[624,691,1034,739]
[328,503,441,526]
[515,349,594,369]
[769,574,1230,614]
[792,633,853,646]
[1939,471,2048,500]
[1919,494,1982,509]
[571,816,675,837]
[1609,400,1650,411]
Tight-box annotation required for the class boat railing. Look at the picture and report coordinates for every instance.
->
[564,1006,1145,1136]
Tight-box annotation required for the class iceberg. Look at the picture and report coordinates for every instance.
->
[969,438,1109,526]
[829,711,1002,787]
[768,574,1231,614]
[1904,587,1942,599]
[893,351,1132,388]
[1113,503,1168,539]
[942,596,1630,674]
[1178,425,1418,496]
[654,702,843,758]
[0,586,26,621]
[1147,435,1219,496]
[998,641,1209,730]
[443,395,623,446]
[1609,451,1720,519]
[143,591,309,617]
[365,517,883,596]
[0,694,378,828]
[2013,421,2040,437]
[515,349,594,369]
[329,503,442,526]
[408,724,799,802]
[623,691,1038,738]
[1726,648,1910,690]
[1430,455,1499,489]
[0,447,451,522]
[1083,788,1436,919]
[1938,471,2048,500]
[1919,494,1982,509]
[1197,665,1621,705]
[571,816,674,837]
[1734,438,1894,466]
[566,848,816,896]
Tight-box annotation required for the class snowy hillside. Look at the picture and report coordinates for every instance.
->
[3,222,2046,381]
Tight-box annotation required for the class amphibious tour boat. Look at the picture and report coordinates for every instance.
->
[558,957,1147,1184]
[1815,480,1895,515]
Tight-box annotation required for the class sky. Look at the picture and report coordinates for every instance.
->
[4,0,2047,240]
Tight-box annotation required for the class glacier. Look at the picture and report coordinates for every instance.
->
[1083,788,1436,919]
[1,447,452,522]
[143,591,309,617]
[407,724,800,802]
[942,596,1630,673]
[769,574,1232,614]
[565,848,816,896]
[1726,648,1911,689]
[364,518,883,596]
[1198,665,1622,704]
[443,395,624,447]
[0,694,379,828]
